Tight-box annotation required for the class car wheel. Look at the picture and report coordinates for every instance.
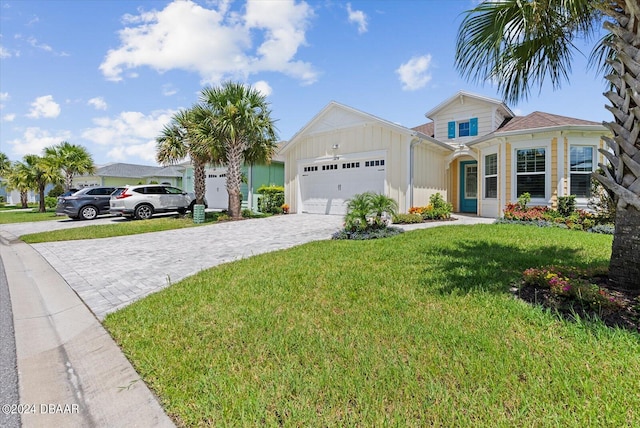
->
[134,204,153,220]
[79,205,98,220]
[177,207,187,215]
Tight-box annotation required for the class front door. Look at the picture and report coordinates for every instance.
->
[460,161,478,213]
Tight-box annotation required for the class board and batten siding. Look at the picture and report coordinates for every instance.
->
[411,143,449,208]
[432,97,499,143]
[283,122,412,213]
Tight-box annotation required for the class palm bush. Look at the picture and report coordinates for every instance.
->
[337,192,402,240]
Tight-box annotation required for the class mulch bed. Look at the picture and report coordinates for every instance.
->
[512,276,640,334]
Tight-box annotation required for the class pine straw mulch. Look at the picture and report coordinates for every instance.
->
[512,275,640,334]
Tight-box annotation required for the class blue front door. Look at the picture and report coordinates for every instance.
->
[460,161,478,213]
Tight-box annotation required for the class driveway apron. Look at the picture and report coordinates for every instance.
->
[31,214,344,320]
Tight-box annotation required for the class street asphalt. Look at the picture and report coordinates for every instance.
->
[0,212,494,427]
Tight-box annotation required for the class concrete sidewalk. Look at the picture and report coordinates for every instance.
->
[0,238,174,427]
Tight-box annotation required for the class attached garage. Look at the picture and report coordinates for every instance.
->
[299,155,386,215]
[279,102,451,215]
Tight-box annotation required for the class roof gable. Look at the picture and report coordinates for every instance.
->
[280,101,418,153]
[425,90,514,119]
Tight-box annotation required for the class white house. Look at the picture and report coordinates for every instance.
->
[280,91,608,217]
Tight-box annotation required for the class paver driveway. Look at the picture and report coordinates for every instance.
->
[31,214,344,320]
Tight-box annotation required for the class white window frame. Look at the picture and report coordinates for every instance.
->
[569,145,596,200]
[511,141,551,203]
[484,153,498,199]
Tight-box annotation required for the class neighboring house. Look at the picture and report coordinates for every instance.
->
[73,163,185,188]
[280,91,608,217]
[181,161,285,210]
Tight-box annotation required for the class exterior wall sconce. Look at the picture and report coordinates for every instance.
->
[332,144,339,150]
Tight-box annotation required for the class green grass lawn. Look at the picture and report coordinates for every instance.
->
[104,224,639,427]
[0,208,59,223]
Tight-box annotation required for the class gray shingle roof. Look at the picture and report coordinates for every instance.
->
[96,163,184,178]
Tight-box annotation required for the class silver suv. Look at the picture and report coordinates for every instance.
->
[109,184,203,220]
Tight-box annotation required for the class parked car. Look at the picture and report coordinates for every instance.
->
[109,184,205,220]
[56,186,122,220]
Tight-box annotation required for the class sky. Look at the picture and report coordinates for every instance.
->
[0,0,610,166]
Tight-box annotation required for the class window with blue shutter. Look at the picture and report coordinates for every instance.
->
[447,121,455,139]
[470,117,478,136]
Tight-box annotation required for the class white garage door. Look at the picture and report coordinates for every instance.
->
[205,170,229,209]
[300,157,386,215]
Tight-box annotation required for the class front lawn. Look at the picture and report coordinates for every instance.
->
[104,225,639,427]
[0,208,59,224]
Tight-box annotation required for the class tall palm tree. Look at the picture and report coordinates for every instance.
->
[455,0,640,290]
[21,154,62,212]
[156,107,219,206]
[3,161,30,208]
[199,82,278,219]
[0,152,10,176]
[44,141,95,191]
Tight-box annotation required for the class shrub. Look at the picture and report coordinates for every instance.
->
[517,192,531,210]
[45,196,58,209]
[332,226,404,240]
[257,185,284,214]
[334,192,400,240]
[421,193,452,220]
[557,195,576,217]
[393,213,423,224]
[521,266,619,313]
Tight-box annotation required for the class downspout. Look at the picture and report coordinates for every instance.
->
[248,164,253,211]
[409,136,421,211]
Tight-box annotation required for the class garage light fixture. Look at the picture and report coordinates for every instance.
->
[332,144,339,149]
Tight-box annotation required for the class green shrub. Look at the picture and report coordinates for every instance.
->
[257,185,284,214]
[335,192,399,240]
[45,196,58,209]
[393,213,423,224]
[48,183,64,198]
[557,195,576,217]
[421,193,453,220]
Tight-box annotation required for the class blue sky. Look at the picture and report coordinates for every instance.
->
[1,0,609,166]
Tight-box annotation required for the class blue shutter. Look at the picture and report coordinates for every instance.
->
[447,121,455,139]
[470,117,478,136]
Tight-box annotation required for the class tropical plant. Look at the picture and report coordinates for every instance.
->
[344,192,375,232]
[22,154,62,212]
[3,161,30,208]
[0,151,10,176]
[455,0,640,289]
[369,193,398,227]
[156,107,219,206]
[44,141,95,191]
[199,82,278,219]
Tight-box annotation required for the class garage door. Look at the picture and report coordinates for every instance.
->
[300,157,386,215]
[205,170,228,209]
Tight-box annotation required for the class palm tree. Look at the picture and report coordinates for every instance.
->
[44,141,95,191]
[3,161,30,208]
[199,82,278,219]
[0,152,10,176]
[156,107,219,206]
[21,154,62,212]
[455,0,640,290]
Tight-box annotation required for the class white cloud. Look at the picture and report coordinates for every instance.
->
[82,109,174,163]
[0,45,12,58]
[346,3,367,34]
[100,0,317,85]
[7,127,72,157]
[27,95,61,118]
[1,92,10,102]
[162,84,178,96]
[396,54,433,91]
[88,97,108,110]
[253,80,272,97]
[2,113,16,122]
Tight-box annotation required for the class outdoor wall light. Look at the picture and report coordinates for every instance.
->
[332,144,339,149]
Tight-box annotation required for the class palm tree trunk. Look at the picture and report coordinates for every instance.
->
[38,182,46,213]
[20,191,28,208]
[193,160,206,205]
[226,140,244,219]
[609,206,640,288]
